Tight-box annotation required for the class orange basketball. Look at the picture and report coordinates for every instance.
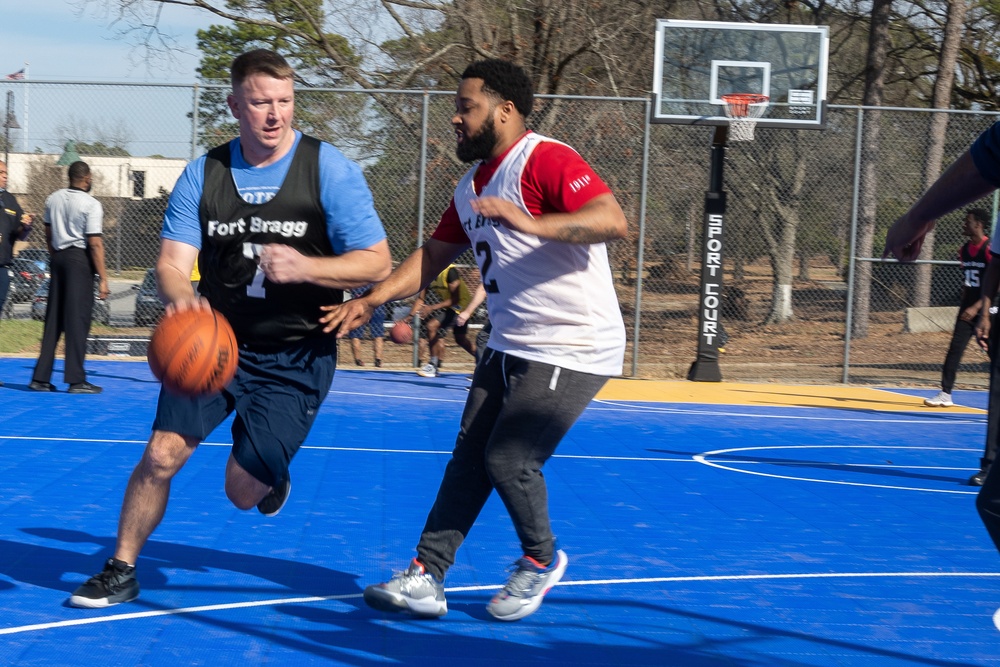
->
[389,319,412,345]
[148,308,239,396]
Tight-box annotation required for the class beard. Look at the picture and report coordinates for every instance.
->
[456,114,498,163]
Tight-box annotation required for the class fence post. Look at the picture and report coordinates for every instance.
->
[842,107,865,384]
[631,99,652,378]
[413,91,430,368]
[190,84,200,161]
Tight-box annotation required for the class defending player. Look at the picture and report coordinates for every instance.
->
[322,58,627,621]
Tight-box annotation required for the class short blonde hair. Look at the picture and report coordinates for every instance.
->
[231,49,295,89]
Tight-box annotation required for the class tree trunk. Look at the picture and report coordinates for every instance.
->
[852,0,893,339]
[766,216,798,323]
[914,0,970,307]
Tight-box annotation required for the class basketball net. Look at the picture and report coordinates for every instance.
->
[721,94,769,142]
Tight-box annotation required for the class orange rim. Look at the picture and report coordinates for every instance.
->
[721,93,769,117]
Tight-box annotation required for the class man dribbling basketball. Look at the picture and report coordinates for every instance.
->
[67,49,391,608]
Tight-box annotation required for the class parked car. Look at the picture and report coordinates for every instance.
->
[31,276,111,326]
[16,249,50,277]
[132,268,164,327]
[8,257,47,303]
[17,248,49,263]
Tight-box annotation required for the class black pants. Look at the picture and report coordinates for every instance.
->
[940,316,977,394]
[0,265,10,315]
[32,247,94,386]
[415,350,608,581]
[976,313,1000,548]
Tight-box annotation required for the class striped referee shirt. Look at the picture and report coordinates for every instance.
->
[44,187,103,251]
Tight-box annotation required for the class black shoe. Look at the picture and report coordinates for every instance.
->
[28,380,55,392]
[68,558,139,608]
[970,468,990,486]
[374,359,382,368]
[354,358,365,366]
[68,382,102,394]
[257,477,291,516]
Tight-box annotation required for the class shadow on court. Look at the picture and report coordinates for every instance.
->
[6,528,362,601]
[282,596,985,667]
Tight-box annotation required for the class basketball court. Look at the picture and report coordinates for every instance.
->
[0,356,997,666]
[2,17,991,667]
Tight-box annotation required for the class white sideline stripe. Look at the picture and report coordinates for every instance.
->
[0,436,982,469]
[328,389,465,404]
[4,570,1000,636]
[0,436,983,469]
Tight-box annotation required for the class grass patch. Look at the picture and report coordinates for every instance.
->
[0,319,43,354]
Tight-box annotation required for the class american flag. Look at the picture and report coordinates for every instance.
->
[5,68,24,81]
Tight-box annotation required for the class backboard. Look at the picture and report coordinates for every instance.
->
[652,20,829,129]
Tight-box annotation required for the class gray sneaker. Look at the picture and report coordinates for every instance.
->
[364,559,447,617]
[68,558,140,608]
[416,363,438,378]
[487,549,568,621]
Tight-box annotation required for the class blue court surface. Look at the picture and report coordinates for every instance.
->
[1,357,999,666]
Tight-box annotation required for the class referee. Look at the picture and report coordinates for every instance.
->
[29,161,109,394]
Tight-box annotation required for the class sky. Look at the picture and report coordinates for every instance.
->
[6,0,228,83]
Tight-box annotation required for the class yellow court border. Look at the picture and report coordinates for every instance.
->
[597,379,986,414]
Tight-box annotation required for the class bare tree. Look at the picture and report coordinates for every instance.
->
[852,0,893,339]
[912,0,971,307]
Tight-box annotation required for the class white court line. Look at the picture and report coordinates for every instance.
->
[592,399,985,424]
[695,444,982,495]
[0,436,983,470]
[328,389,465,405]
[3,570,999,636]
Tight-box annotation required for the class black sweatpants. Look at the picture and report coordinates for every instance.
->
[415,349,608,581]
[939,315,977,394]
[976,312,1000,548]
[32,247,95,385]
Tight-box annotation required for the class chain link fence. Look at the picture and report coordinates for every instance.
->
[1,79,996,387]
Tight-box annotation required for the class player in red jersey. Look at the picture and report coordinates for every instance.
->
[322,58,627,621]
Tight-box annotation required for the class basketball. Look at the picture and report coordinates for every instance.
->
[148,308,239,396]
[389,319,412,345]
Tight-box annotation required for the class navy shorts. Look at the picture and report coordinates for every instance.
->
[347,303,386,339]
[152,335,337,487]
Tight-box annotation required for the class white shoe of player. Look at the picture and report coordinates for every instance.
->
[923,391,953,408]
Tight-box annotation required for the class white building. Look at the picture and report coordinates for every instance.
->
[3,150,187,200]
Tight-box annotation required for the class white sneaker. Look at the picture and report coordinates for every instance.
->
[417,363,438,378]
[924,391,953,407]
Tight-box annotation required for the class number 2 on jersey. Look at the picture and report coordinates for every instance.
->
[475,241,499,293]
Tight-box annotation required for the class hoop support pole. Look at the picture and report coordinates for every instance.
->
[688,130,727,382]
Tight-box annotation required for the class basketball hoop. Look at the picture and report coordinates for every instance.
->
[721,93,769,142]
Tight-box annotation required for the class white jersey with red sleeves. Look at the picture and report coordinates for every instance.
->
[452,132,625,376]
